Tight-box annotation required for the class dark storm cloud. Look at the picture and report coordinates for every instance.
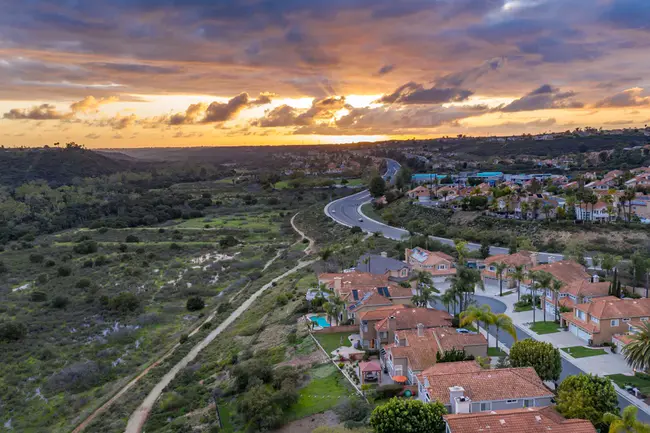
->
[499,85,584,112]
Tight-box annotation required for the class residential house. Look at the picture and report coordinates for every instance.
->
[383,325,487,383]
[444,407,596,433]
[406,247,456,283]
[358,306,452,349]
[612,321,642,353]
[631,194,650,220]
[527,260,590,300]
[544,276,611,317]
[586,178,616,190]
[574,202,615,222]
[482,251,538,288]
[626,173,650,188]
[407,185,431,199]
[561,298,650,345]
[356,253,410,280]
[416,361,554,413]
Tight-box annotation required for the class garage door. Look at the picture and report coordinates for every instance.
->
[569,323,590,342]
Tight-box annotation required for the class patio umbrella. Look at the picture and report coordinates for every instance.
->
[392,375,408,383]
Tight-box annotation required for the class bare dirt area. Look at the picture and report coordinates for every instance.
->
[273,410,340,433]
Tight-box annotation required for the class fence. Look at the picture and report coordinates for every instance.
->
[313,324,358,334]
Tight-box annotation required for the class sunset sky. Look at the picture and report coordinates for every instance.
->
[1,0,650,148]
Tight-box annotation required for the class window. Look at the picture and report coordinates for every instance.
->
[611,319,620,327]
[437,264,446,270]
[642,317,649,322]
[506,399,518,404]
[523,399,533,408]
[489,266,496,272]
[380,332,388,339]
[480,402,492,411]
[591,316,599,324]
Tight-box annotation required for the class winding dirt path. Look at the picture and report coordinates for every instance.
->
[124,258,316,433]
[290,212,316,255]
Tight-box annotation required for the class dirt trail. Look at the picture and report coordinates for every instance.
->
[125,258,316,433]
[290,212,316,255]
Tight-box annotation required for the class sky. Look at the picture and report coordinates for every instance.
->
[1,0,650,148]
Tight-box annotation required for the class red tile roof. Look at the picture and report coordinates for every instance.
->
[444,407,596,433]
[421,363,552,404]
[485,250,537,268]
[375,307,452,331]
[530,260,589,285]
[358,305,407,321]
[574,297,650,320]
[433,327,488,352]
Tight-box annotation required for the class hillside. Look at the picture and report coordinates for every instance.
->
[0,147,138,187]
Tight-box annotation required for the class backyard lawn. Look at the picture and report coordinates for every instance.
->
[488,347,507,357]
[608,373,650,395]
[562,346,607,358]
[529,321,561,334]
[289,364,352,420]
[514,304,533,312]
[314,332,353,355]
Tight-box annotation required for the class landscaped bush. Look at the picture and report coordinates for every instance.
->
[335,398,372,423]
[73,240,98,255]
[186,296,205,311]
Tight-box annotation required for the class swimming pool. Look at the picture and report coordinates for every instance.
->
[310,315,330,328]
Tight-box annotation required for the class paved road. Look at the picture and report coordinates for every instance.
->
[324,159,567,262]
[434,295,650,422]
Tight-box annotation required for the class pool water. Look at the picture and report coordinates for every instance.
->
[310,316,330,328]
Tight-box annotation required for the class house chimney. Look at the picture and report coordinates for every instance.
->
[449,386,470,414]
[381,251,388,258]
[592,274,600,283]
[388,316,397,334]
[417,323,424,337]
[334,277,342,293]
[405,248,411,263]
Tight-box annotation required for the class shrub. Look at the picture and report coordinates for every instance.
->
[372,384,404,400]
[94,255,109,266]
[370,398,446,433]
[118,243,128,252]
[30,291,48,302]
[186,296,205,311]
[351,226,362,234]
[0,321,27,342]
[103,292,140,314]
[219,235,239,248]
[335,398,372,422]
[98,227,108,234]
[76,278,92,289]
[44,259,56,268]
[52,296,69,309]
[275,294,289,306]
[179,334,189,344]
[0,261,7,274]
[29,253,44,263]
[57,266,72,277]
[125,234,140,243]
[37,274,47,284]
[170,243,182,251]
[73,240,98,255]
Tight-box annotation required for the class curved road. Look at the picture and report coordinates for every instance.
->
[325,158,566,262]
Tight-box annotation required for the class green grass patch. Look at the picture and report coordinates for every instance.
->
[360,203,385,224]
[462,324,478,332]
[608,373,650,395]
[488,347,507,357]
[562,346,607,358]
[289,364,352,420]
[499,290,515,296]
[529,321,561,334]
[314,332,353,355]
[514,304,533,312]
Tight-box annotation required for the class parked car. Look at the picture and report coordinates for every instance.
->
[365,372,378,382]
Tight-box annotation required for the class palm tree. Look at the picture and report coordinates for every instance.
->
[623,188,636,222]
[455,240,470,266]
[623,322,650,372]
[542,203,553,221]
[512,265,526,301]
[520,201,529,220]
[411,286,440,308]
[460,305,493,332]
[449,266,484,312]
[550,278,565,322]
[603,406,650,433]
[441,290,456,314]
[493,313,518,351]
[535,271,553,323]
[495,262,508,297]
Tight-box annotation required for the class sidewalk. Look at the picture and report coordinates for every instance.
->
[477,283,650,414]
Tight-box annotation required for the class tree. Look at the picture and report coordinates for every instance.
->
[509,339,561,384]
[186,296,205,311]
[0,321,27,342]
[237,384,284,431]
[533,270,552,323]
[556,374,618,430]
[564,241,587,266]
[602,254,621,276]
[493,313,517,350]
[603,405,650,433]
[508,237,518,254]
[512,265,526,302]
[369,397,447,433]
[551,278,565,322]
[411,286,440,308]
[369,175,386,198]
[495,262,508,297]
[479,240,490,259]
[460,305,493,332]
[622,321,650,372]
[454,240,470,266]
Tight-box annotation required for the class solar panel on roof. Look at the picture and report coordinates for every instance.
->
[352,289,359,301]
[384,287,391,297]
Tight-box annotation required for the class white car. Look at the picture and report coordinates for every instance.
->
[331,209,336,213]
[358,218,363,222]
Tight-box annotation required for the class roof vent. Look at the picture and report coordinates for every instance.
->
[499,419,506,425]
[535,415,542,423]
